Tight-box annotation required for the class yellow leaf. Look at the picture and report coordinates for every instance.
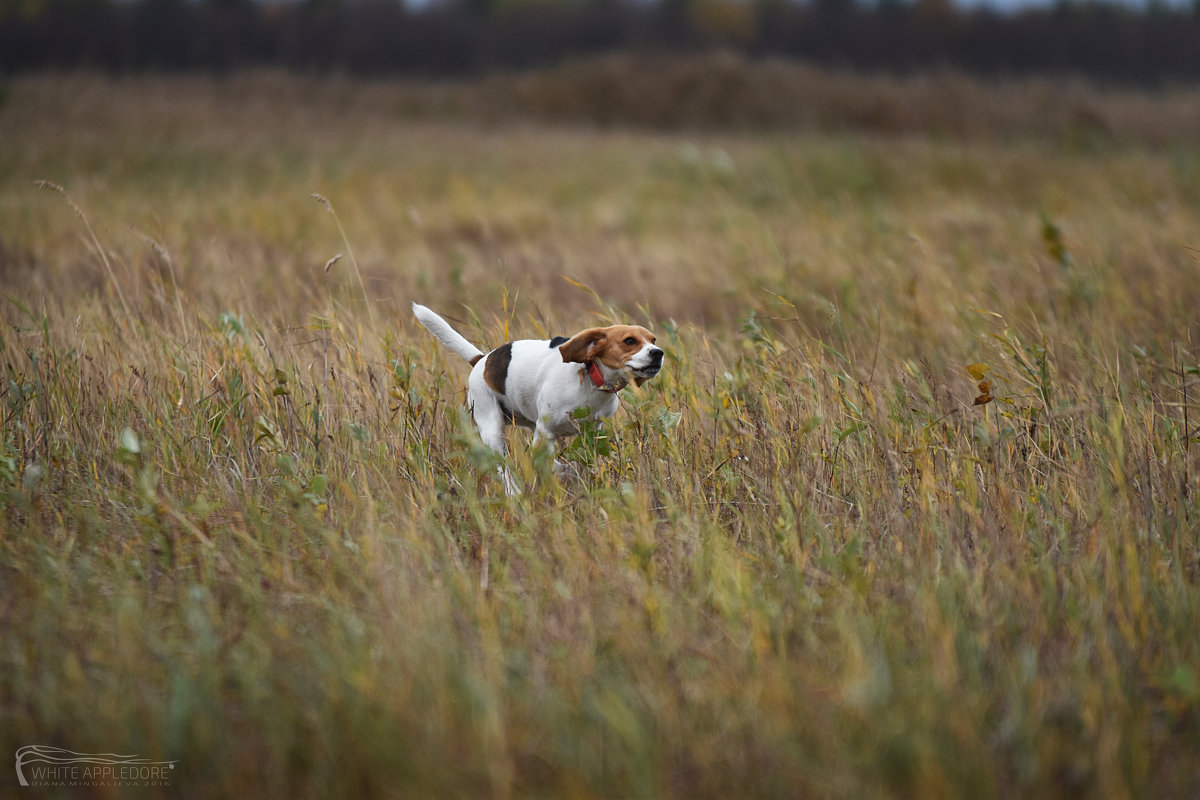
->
[967,362,990,381]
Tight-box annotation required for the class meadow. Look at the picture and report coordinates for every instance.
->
[2,69,1199,798]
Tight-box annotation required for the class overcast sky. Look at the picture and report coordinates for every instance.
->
[954,0,1193,7]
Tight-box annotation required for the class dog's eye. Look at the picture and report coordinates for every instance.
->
[623,337,637,346]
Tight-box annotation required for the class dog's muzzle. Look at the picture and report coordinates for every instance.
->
[632,348,664,378]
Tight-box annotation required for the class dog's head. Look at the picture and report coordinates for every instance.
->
[558,325,664,386]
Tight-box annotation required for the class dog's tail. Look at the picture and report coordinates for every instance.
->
[412,303,485,365]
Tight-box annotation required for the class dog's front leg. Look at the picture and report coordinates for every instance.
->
[532,423,573,479]
[530,423,556,456]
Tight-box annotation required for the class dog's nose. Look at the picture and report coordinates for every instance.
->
[648,348,664,365]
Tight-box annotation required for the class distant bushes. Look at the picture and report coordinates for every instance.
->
[12,59,1199,141]
[490,52,1200,140]
[203,53,1200,142]
[3,0,1200,82]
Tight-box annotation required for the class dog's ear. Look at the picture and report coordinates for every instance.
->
[558,328,607,363]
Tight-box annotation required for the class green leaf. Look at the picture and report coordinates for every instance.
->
[120,427,141,454]
[1039,213,1071,269]
[836,422,866,442]
[218,310,247,340]
[654,408,683,433]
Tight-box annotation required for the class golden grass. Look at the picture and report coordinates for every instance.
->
[1,70,1199,797]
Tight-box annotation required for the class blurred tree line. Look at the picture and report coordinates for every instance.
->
[2,0,1199,81]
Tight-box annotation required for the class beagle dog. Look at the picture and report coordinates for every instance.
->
[412,303,664,491]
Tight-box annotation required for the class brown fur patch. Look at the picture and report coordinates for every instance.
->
[483,342,512,394]
[558,329,606,364]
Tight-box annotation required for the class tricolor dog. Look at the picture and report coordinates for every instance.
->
[412,302,664,491]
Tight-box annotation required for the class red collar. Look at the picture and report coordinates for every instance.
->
[584,361,626,393]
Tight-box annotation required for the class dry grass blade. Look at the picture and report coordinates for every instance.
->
[311,194,372,325]
[35,178,131,318]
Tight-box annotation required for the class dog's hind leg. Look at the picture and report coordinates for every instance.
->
[470,395,522,495]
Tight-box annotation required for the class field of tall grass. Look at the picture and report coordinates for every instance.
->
[2,70,1199,798]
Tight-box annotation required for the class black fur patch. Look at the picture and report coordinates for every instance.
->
[548,336,569,349]
[483,342,512,395]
